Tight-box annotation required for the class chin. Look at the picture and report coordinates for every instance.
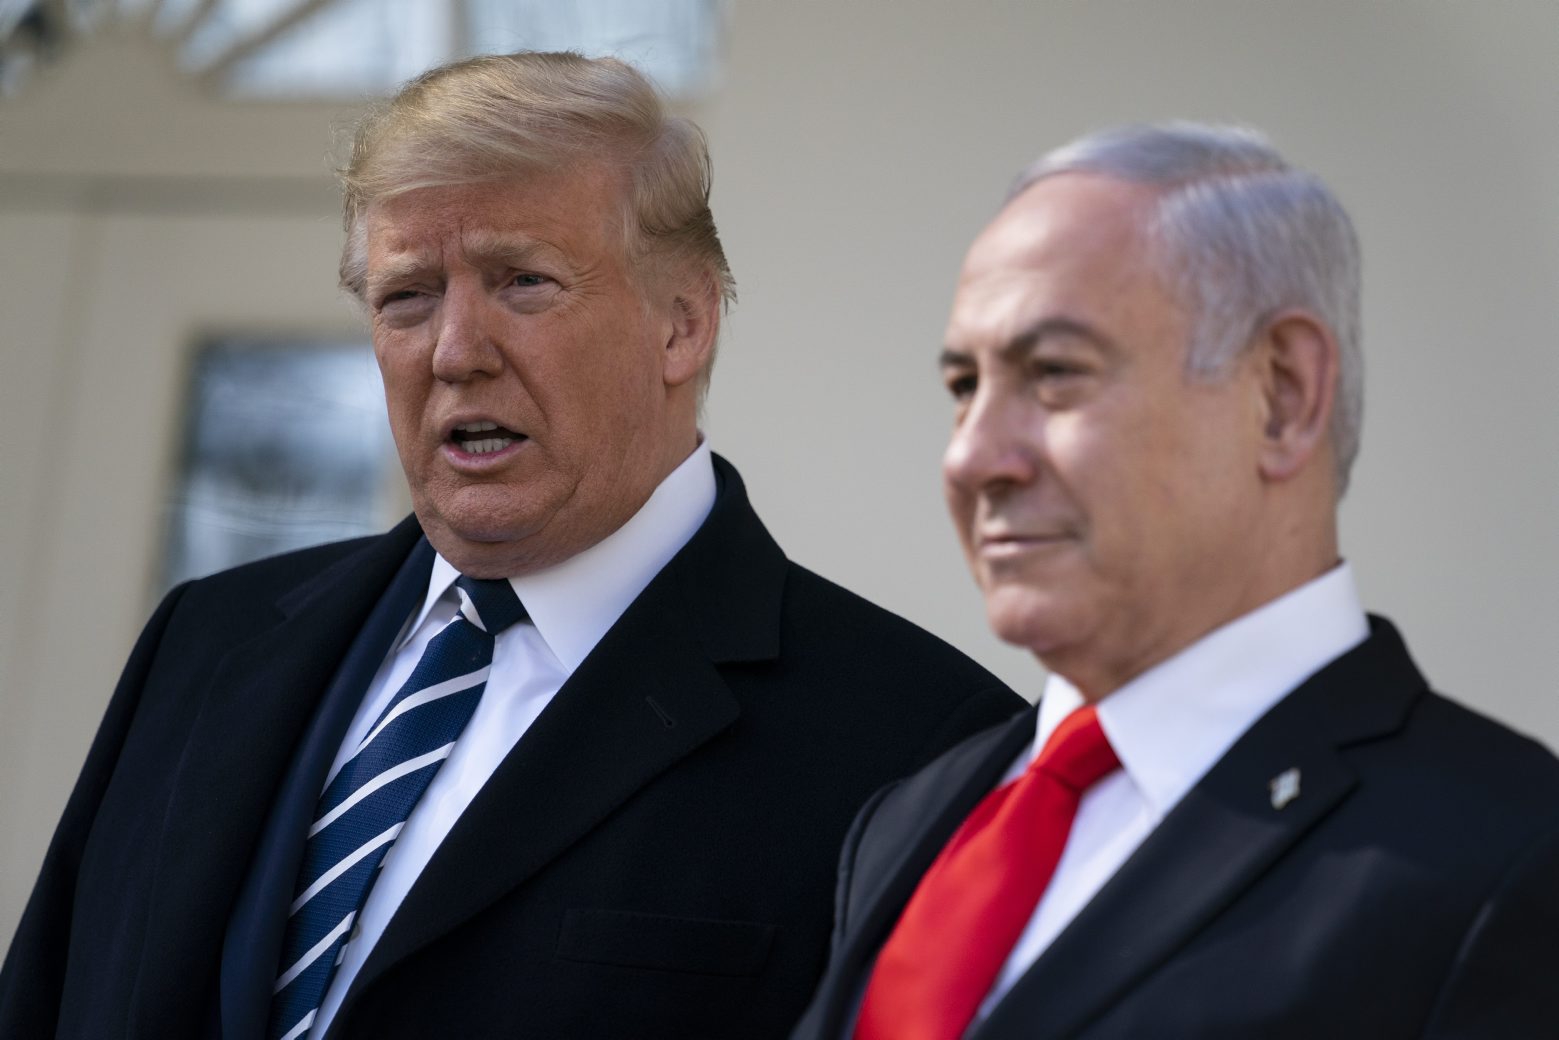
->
[415,505,529,574]
[983,587,1082,658]
[420,527,506,575]
[416,481,533,539]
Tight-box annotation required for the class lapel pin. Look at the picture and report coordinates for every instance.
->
[1268,767,1301,810]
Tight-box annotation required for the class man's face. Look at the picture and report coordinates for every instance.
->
[365,166,686,577]
[941,173,1268,696]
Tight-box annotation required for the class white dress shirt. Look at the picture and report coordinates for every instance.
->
[974,563,1369,1023]
[307,440,717,1040]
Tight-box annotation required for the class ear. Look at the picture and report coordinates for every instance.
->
[1252,308,1338,483]
[660,271,721,389]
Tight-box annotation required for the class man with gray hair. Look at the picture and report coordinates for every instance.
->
[0,52,1020,1040]
[793,122,1559,1039]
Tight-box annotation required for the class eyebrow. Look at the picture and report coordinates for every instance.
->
[460,230,553,270]
[940,316,1116,369]
[366,233,559,295]
[365,253,436,296]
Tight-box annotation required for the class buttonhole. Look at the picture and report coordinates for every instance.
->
[645,696,677,729]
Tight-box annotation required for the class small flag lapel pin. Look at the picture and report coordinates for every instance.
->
[1269,767,1301,810]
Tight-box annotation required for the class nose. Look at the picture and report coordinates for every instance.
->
[431,280,505,383]
[942,384,1041,495]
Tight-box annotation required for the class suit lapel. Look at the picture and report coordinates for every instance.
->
[130,519,424,1034]
[344,585,741,998]
[336,454,785,1019]
[219,531,433,1040]
[973,618,1427,1039]
[974,703,1355,1039]
[807,711,1037,1040]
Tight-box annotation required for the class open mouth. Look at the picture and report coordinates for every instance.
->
[449,420,525,455]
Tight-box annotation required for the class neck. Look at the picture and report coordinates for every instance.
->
[1061,512,1341,703]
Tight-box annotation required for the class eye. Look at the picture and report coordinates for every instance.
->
[1033,358,1083,380]
[371,285,437,328]
[944,371,977,402]
[499,271,561,313]
[1029,354,1099,408]
[374,288,432,315]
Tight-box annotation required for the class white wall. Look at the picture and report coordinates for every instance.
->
[3,0,1556,946]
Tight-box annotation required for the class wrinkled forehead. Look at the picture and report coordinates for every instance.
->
[363,168,630,268]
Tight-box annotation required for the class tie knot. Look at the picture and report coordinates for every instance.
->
[454,576,528,635]
[1035,705,1119,792]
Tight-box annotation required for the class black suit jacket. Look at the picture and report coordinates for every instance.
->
[793,617,1559,1039]
[0,456,1022,1040]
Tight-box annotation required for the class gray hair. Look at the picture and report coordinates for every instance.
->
[338,51,735,391]
[1012,122,1362,493]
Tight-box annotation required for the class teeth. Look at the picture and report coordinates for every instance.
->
[464,437,515,455]
[455,421,499,433]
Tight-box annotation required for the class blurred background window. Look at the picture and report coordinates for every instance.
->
[160,339,401,591]
[0,0,722,99]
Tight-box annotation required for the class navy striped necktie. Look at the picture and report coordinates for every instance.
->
[267,576,527,1040]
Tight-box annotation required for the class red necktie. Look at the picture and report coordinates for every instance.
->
[853,705,1120,1040]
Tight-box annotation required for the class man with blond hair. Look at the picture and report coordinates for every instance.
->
[0,52,1019,1040]
[793,122,1559,1039]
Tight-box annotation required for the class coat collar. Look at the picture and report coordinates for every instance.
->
[330,453,787,1029]
[667,453,787,663]
[803,709,1038,1040]
[975,615,1426,1039]
[812,617,1426,1040]
[145,456,784,1038]
[139,517,428,1038]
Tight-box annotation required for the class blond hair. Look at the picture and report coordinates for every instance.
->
[339,52,735,319]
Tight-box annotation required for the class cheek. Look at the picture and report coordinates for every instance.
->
[547,320,652,390]
[378,367,424,423]
[374,337,422,393]
[1038,414,1095,486]
[1060,400,1178,501]
[374,351,432,447]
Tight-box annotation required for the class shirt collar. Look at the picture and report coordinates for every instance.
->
[1034,562,1369,817]
[405,438,717,674]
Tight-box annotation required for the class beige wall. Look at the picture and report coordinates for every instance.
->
[3,1,1557,946]
[699,0,1559,719]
